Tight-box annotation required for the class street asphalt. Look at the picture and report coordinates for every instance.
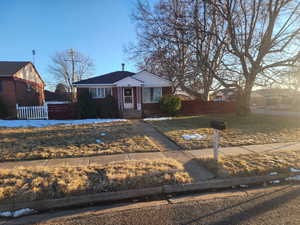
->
[3,184,300,225]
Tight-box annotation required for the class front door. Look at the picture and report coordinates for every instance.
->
[123,88,134,109]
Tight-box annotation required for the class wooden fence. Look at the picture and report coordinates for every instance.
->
[143,100,236,117]
[47,103,76,120]
[16,104,49,120]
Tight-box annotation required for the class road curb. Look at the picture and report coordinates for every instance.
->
[0,187,164,213]
[1,172,300,214]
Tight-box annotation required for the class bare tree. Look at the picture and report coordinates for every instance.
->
[127,0,226,100]
[210,0,300,115]
[49,49,94,99]
[54,83,69,101]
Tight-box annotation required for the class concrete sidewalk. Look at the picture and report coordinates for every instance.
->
[0,151,215,182]
[188,142,300,158]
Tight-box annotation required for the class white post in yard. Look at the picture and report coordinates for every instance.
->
[213,129,220,161]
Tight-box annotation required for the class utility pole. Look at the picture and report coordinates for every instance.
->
[64,48,80,101]
[65,49,79,83]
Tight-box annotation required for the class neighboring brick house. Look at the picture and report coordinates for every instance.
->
[210,88,238,102]
[73,70,172,118]
[0,61,45,118]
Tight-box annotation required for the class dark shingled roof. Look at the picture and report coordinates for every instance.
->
[73,71,135,85]
[0,61,30,76]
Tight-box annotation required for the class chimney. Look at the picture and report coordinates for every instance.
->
[121,63,125,71]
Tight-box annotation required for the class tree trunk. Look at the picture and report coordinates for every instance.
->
[236,81,254,116]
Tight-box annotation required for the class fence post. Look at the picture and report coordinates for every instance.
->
[16,104,19,119]
[44,103,49,120]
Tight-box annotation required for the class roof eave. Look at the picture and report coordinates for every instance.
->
[0,75,12,77]
[73,83,116,87]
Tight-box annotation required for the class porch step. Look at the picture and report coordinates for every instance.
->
[122,109,142,119]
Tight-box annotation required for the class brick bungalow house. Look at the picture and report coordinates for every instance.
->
[73,70,172,118]
[0,61,45,118]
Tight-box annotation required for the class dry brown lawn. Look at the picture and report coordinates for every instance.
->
[0,121,159,161]
[148,114,300,149]
[198,151,300,178]
[0,159,192,203]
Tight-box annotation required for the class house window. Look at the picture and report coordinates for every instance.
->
[89,88,112,99]
[143,87,162,103]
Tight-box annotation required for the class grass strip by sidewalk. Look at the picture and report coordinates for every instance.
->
[0,159,192,203]
[198,150,300,178]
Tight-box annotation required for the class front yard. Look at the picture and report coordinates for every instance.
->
[0,159,191,203]
[0,121,159,161]
[148,114,300,149]
[198,150,300,178]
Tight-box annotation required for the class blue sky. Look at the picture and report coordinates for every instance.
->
[0,0,138,89]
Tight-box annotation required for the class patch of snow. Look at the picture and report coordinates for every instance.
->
[96,139,103,144]
[286,175,300,181]
[239,184,248,188]
[269,180,280,184]
[13,208,36,217]
[45,101,71,104]
[290,168,300,173]
[0,208,36,218]
[100,133,107,136]
[269,172,278,176]
[182,134,207,140]
[143,117,172,121]
[0,119,127,128]
[0,211,12,217]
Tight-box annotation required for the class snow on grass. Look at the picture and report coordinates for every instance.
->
[0,119,127,128]
[182,134,207,140]
[144,117,172,121]
[96,139,103,144]
[286,175,300,181]
[286,168,300,181]
[290,168,300,173]
[269,180,280,184]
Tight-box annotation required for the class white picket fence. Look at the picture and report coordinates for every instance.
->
[16,104,49,120]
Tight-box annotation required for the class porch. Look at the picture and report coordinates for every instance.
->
[116,86,142,119]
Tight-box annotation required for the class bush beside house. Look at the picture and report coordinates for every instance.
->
[77,89,119,119]
[97,95,119,118]
[77,90,97,118]
[159,95,182,116]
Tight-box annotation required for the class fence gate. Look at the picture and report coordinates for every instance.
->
[16,104,49,120]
